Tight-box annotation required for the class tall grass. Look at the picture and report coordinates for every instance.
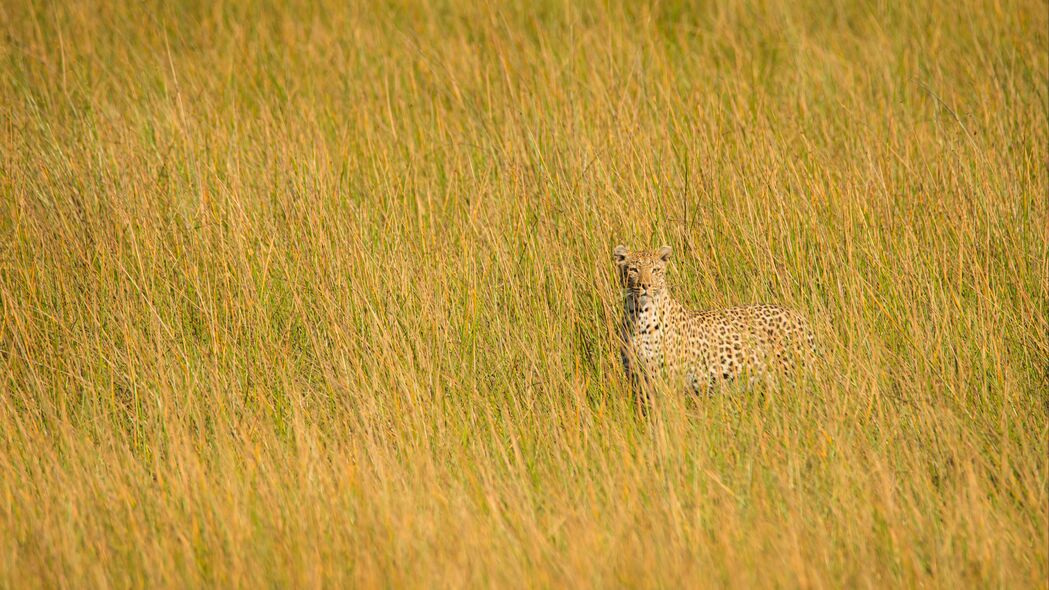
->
[1,0,1046,587]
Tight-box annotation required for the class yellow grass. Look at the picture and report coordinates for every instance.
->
[1,0,1046,587]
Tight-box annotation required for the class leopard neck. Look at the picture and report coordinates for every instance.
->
[623,289,678,331]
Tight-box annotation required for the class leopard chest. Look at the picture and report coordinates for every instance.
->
[624,299,667,369]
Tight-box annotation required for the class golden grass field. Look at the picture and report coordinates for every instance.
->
[1,0,1047,587]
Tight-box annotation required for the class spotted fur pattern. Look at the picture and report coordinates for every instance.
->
[614,245,816,398]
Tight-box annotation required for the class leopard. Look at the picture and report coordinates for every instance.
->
[613,244,816,402]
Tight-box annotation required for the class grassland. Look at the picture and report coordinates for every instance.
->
[1,0,1046,587]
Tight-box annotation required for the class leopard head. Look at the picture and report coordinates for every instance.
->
[613,244,672,303]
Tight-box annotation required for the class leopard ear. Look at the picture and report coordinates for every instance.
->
[613,244,629,266]
[658,245,672,262]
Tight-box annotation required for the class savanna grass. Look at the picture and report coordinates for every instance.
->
[0,0,1046,587]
